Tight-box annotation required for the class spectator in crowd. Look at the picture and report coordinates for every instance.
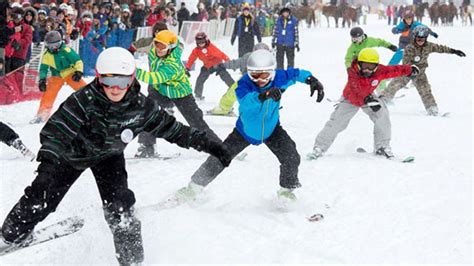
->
[5,7,32,74]
[77,11,93,38]
[272,7,299,69]
[197,2,209,21]
[147,6,163,26]
[231,4,262,57]
[386,5,393,25]
[121,7,132,29]
[86,14,108,50]
[131,1,146,28]
[23,7,40,63]
[177,2,190,33]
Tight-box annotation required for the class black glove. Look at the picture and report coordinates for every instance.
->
[431,32,439,38]
[364,95,381,112]
[11,40,21,51]
[306,76,325,103]
[451,49,466,57]
[388,44,398,52]
[271,43,276,49]
[207,141,232,167]
[72,71,83,82]
[39,79,47,92]
[185,68,191,77]
[410,65,420,77]
[258,87,282,102]
[70,29,79,41]
[295,44,300,52]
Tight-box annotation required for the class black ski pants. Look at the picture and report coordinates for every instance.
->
[191,125,301,189]
[0,121,19,145]
[276,45,295,70]
[138,94,222,146]
[1,154,144,265]
[194,66,235,99]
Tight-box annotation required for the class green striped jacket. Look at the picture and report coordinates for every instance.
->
[136,45,193,99]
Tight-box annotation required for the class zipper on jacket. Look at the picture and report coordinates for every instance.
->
[261,101,270,143]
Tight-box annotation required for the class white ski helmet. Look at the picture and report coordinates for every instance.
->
[96,47,136,76]
[247,49,276,82]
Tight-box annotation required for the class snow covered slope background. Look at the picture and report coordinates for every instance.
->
[0,15,472,264]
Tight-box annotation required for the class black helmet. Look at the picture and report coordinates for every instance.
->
[350,27,364,38]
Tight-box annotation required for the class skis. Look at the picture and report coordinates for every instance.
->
[356,147,415,163]
[205,110,237,117]
[126,153,181,161]
[0,216,84,256]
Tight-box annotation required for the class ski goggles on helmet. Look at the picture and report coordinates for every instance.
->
[46,41,62,52]
[351,35,364,43]
[99,74,134,90]
[249,70,274,82]
[154,40,171,52]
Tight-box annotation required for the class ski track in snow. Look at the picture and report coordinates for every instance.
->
[0,15,472,264]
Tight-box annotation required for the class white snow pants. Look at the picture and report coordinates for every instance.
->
[313,97,391,152]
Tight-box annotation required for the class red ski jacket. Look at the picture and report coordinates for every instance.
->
[186,43,230,70]
[343,60,412,106]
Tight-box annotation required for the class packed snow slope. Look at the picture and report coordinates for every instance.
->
[0,15,472,264]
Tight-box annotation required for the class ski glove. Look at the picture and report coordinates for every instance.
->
[207,141,232,167]
[306,76,325,102]
[410,65,420,77]
[258,87,282,102]
[364,95,381,112]
[72,71,83,82]
[431,32,439,38]
[388,44,398,52]
[39,79,47,92]
[295,44,300,52]
[451,49,466,57]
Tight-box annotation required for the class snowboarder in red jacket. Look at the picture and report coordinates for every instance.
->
[185,32,235,100]
[307,48,419,160]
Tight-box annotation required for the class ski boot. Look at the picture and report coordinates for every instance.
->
[375,146,394,159]
[306,147,324,160]
[174,182,204,204]
[426,106,439,116]
[134,144,155,158]
[10,139,36,161]
[277,187,297,202]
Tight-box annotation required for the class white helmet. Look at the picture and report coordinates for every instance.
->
[247,49,276,82]
[96,47,136,76]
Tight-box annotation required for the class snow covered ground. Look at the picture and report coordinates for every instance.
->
[0,15,472,264]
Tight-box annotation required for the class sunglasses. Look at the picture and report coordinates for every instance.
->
[352,36,364,43]
[359,62,378,71]
[249,71,273,82]
[99,74,134,90]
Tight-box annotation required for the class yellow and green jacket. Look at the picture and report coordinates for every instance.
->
[136,44,193,99]
[39,44,83,80]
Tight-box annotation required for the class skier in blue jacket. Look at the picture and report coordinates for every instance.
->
[173,49,325,204]
[389,9,437,65]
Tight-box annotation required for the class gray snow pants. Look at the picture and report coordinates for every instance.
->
[381,73,437,111]
[313,97,391,152]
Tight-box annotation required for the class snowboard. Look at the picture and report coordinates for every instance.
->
[0,216,84,256]
[356,147,415,163]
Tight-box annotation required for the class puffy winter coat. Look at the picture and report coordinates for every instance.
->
[136,44,193,99]
[37,79,212,170]
[392,21,436,49]
[344,35,393,68]
[343,60,412,106]
[236,68,312,144]
[272,15,299,47]
[5,21,33,60]
[402,41,453,74]
[39,43,83,79]
[185,43,230,69]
